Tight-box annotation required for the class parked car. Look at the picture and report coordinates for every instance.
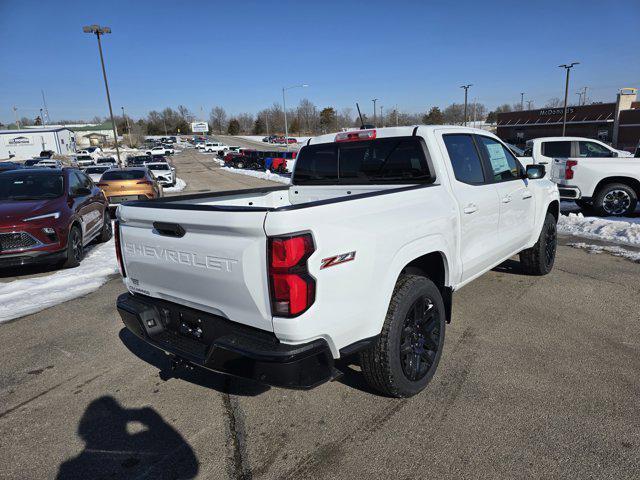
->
[23,159,43,168]
[115,126,559,397]
[39,150,55,158]
[126,155,152,167]
[96,168,163,206]
[96,157,117,166]
[143,161,176,187]
[84,165,111,183]
[145,146,174,156]
[75,155,95,168]
[203,142,228,155]
[0,168,111,268]
[262,135,278,143]
[36,159,63,169]
[76,150,92,156]
[551,152,640,216]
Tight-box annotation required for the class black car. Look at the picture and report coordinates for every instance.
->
[24,158,44,168]
[126,155,152,167]
[39,150,55,158]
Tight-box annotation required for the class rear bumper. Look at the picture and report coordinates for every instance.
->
[557,185,581,199]
[116,292,336,389]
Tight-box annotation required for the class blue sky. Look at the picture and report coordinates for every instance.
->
[1,0,639,123]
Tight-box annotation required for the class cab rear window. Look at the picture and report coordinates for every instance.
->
[293,136,433,185]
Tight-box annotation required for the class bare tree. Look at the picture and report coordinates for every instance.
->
[209,106,227,134]
[545,97,563,108]
[236,113,254,133]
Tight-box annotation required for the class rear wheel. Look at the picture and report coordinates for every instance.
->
[360,275,446,398]
[62,225,84,268]
[593,183,637,216]
[519,212,557,275]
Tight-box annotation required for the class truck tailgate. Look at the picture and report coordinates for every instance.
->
[117,205,273,332]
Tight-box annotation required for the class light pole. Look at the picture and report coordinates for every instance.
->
[520,92,525,111]
[460,84,472,126]
[83,24,122,166]
[282,84,308,151]
[379,105,383,127]
[372,98,378,127]
[559,62,579,136]
[40,108,46,127]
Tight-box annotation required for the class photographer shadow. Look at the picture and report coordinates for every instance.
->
[57,396,198,479]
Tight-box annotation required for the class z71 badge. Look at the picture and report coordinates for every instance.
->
[320,251,356,269]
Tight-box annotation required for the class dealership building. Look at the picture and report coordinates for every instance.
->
[0,127,76,160]
[497,88,640,152]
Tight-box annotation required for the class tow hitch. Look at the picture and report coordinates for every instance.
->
[169,355,194,372]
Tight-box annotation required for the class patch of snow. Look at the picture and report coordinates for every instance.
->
[163,178,187,193]
[221,167,291,184]
[558,213,640,247]
[567,242,640,263]
[0,238,118,323]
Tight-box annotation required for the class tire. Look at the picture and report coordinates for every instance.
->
[360,275,446,398]
[592,183,638,216]
[97,210,112,243]
[519,212,557,276]
[62,225,84,268]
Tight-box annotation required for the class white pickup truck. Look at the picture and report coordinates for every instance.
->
[115,126,559,397]
[551,154,640,216]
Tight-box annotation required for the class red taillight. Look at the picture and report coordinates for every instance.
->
[136,180,154,185]
[114,220,126,278]
[565,160,578,180]
[335,129,376,142]
[268,233,315,317]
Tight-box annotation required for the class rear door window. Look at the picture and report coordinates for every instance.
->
[293,145,338,184]
[541,141,571,158]
[442,134,485,184]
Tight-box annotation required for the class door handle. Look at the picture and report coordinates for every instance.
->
[463,204,478,214]
[501,196,512,203]
[522,191,533,199]
[153,222,186,237]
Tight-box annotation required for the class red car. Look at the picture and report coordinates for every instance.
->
[0,168,111,268]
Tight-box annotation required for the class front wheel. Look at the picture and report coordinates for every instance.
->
[360,275,446,398]
[519,212,557,275]
[62,225,84,268]
[592,183,637,216]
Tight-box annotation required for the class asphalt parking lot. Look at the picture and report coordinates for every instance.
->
[0,148,638,479]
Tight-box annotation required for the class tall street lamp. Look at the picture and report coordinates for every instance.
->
[372,98,378,127]
[83,24,122,166]
[460,84,472,126]
[520,92,525,110]
[559,62,579,136]
[282,84,308,152]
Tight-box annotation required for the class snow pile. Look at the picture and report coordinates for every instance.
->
[567,242,640,263]
[163,178,187,193]
[221,167,290,184]
[558,213,640,247]
[0,239,118,323]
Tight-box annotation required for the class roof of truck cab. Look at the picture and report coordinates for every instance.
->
[306,125,498,145]
[526,136,606,143]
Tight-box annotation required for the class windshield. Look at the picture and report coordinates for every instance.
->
[293,136,433,185]
[148,164,170,170]
[102,170,146,181]
[0,172,64,201]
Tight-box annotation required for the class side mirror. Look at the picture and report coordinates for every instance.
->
[526,164,545,179]
[611,151,618,158]
[74,187,92,197]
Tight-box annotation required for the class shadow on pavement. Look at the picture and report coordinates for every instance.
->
[56,396,198,480]
[119,328,269,397]
[492,259,523,275]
